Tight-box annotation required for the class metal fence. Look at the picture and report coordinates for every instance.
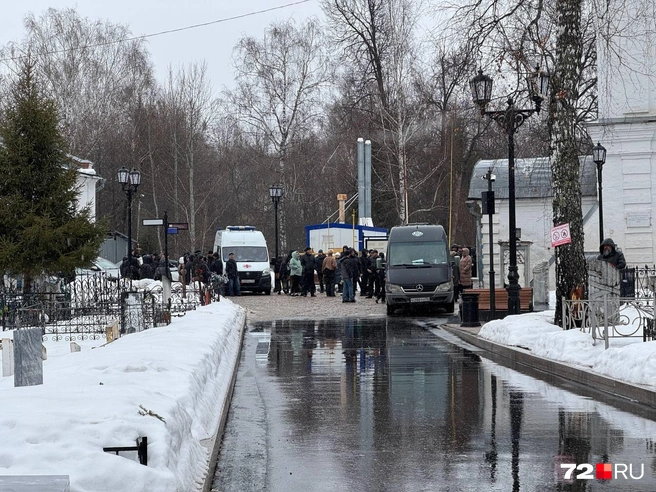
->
[562,296,655,348]
[1,273,203,341]
[620,265,656,298]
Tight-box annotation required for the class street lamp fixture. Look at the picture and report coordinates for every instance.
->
[117,167,142,278]
[592,142,607,244]
[269,184,284,261]
[470,66,550,315]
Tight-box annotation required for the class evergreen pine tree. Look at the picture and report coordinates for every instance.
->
[0,60,106,290]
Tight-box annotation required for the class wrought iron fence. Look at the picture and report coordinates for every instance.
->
[562,297,655,346]
[2,272,206,341]
[621,265,656,298]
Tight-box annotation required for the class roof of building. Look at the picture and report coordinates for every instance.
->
[468,156,598,200]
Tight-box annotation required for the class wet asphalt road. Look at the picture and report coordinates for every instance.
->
[212,316,656,491]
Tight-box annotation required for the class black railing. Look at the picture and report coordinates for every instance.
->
[621,265,656,299]
[2,272,205,340]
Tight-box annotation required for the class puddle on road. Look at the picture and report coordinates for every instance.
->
[230,317,656,491]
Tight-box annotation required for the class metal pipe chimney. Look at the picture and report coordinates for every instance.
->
[337,194,347,224]
[364,140,372,220]
[357,138,365,222]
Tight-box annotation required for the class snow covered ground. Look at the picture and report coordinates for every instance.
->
[0,299,245,492]
[478,309,656,388]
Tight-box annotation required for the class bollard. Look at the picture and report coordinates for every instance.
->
[460,292,481,327]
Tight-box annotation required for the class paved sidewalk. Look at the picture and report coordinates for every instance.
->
[442,323,656,409]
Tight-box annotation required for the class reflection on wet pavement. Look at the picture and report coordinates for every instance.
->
[215,317,656,492]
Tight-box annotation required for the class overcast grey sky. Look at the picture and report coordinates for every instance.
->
[1,0,324,91]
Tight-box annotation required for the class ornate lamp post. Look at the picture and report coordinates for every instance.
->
[592,142,607,244]
[269,184,284,261]
[117,167,142,277]
[470,66,549,315]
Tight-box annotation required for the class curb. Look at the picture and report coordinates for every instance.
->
[441,324,656,409]
[201,309,247,492]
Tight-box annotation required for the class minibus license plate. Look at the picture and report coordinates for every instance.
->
[411,297,430,303]
[241,279,255,284]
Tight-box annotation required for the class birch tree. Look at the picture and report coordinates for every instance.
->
[322,0,422,225]
[226,19,329,251]
[550,0,587,324]
[163,63,217,250]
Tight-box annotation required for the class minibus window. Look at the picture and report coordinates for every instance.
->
[388,242,447,266]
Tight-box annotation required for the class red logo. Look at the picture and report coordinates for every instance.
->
[243,264,251,269]
[596,463,612,480]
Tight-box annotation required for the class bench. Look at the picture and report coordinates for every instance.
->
[463,287,533,314]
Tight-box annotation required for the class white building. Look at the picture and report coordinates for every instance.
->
[586,0,656,264]
[66,154,103,222]
[467,157,599,290]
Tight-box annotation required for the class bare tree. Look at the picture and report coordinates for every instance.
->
[162,63,218,250]
[0,7,154,236]
[226,19,329,251]
[322,0,424,225]
[0,8,153,158]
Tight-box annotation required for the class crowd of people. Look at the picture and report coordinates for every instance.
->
[272,246,386,303]
[119,245,391,303]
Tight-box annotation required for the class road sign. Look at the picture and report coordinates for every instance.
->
[167,227,178,235]
[551,223,571,247]
[168,222,188,230]
[142,218,164,226]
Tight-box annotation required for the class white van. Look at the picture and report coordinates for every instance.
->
[213,226,272,294]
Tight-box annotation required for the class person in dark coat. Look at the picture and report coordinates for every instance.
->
[359,250,370,296]
[120,255,130,278]
[139,255,155,280]
[210,252,223,275]
[279,253,291,295]
[300,247,316,297]
[225,252,240,296]
[597,238,626,269]
[314,250,326,293]
[340,248,358,303]
[184,255,194,285]
[154,257,171,281]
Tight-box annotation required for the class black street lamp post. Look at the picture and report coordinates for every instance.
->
[269,184,284,261]
[117,167,142,278]
[592,142,607,244]
[470,66,549,315]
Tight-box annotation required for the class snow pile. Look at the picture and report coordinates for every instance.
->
[594,341,656,387]
[478,311,561,347]
[478,310,656,388]
[0,299,244,492]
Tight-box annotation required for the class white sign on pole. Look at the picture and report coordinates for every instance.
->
[551,223,571,247]
[142,218,164,226]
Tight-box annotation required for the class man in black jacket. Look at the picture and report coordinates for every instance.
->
[225,253,240,296]
[314,250,326,293]
[300,247,316,297]
[597,238,626,269]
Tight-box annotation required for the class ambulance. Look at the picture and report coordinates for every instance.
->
[213,226,272,294]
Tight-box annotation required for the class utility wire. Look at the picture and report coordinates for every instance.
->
[0,0,312,62]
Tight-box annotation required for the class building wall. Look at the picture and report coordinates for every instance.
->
[75,172,98,221]
[478,195,601,290]
[596,0,656,119]
[588,121,656,264]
